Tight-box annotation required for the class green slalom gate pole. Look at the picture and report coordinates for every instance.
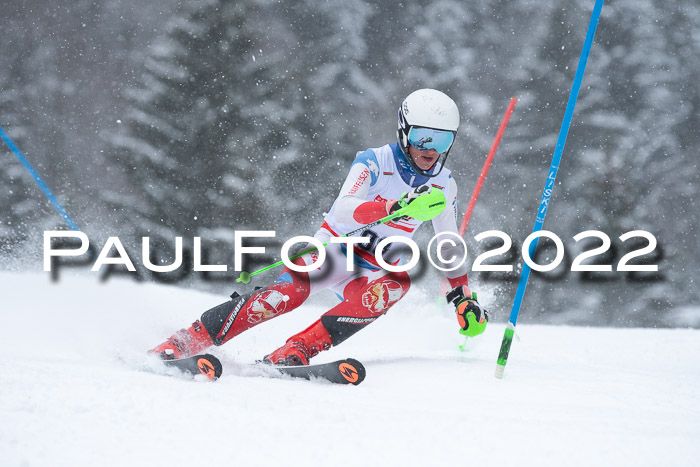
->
[236,188,447,284]
[495,0,605,378]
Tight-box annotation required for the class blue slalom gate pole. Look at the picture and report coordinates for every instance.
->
[0,125,80,231]
[495,0,605,378]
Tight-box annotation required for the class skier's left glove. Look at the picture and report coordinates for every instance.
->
[446,286,489,337]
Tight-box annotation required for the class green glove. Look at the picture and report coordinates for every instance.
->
[446,286,489,337]
[389,185,432,216]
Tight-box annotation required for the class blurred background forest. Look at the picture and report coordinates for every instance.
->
[1,0,698,327]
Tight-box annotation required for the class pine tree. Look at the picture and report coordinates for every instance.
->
[0,37,53,260]
[557,0,700,323]
[265,0,379,235]
[105,0,285,238]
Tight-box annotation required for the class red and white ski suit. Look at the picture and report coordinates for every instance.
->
[151,143,471,359]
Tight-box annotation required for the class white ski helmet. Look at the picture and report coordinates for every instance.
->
[397,88,459,177]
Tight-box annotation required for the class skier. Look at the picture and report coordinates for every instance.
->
[149,89,489,366]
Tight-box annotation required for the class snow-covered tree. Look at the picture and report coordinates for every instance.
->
[104,0,289,239]
[0,29,56,260]
[263,0,380,235]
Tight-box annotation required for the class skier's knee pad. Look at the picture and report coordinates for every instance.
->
[321,271,411,346]
[361,270,411,313]
[201,279,310,345]
[200,290,255,345]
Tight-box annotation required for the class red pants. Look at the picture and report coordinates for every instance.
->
[200,244,411,347]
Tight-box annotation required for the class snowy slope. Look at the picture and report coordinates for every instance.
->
[1,272,699,467]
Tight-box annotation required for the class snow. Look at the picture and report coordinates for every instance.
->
[1,272,699,467]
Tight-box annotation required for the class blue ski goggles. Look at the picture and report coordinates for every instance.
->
[407,126,455,154]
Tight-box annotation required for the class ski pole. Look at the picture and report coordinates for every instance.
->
[236,188,447,284]
[0,125,80,231]
[495,0,605,378]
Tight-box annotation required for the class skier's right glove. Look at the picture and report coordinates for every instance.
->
[446,286,489,338]
[388,184,432,216]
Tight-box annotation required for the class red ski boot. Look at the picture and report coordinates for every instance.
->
[263,319,332,366]
[149,320,213,360]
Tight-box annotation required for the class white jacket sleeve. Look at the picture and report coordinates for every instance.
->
[333,162,373,224]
